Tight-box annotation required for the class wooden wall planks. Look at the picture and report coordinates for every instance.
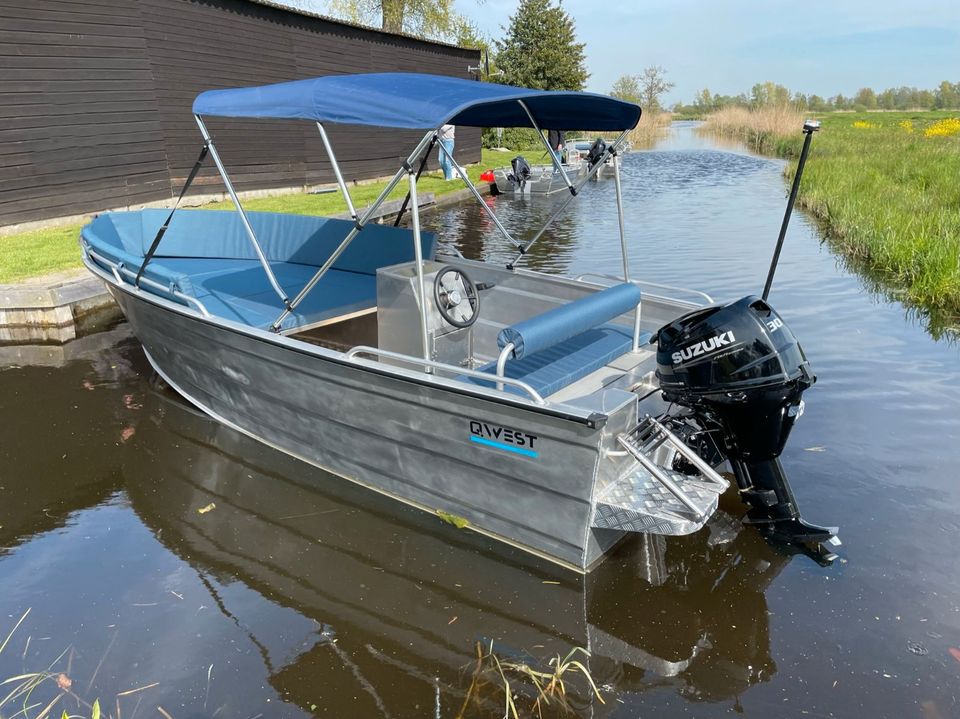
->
[0,0,481,226]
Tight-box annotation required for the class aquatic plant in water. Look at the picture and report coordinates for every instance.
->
[457,641,604,718]
[0,610,171,719]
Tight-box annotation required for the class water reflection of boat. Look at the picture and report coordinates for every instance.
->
[124,385,791,715]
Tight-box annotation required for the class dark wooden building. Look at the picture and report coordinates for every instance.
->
[0,0,481,227]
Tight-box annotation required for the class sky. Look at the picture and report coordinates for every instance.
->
[281,0,960,105]
[452,0,960,104]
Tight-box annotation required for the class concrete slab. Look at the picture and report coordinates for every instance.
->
[0,269,119,345]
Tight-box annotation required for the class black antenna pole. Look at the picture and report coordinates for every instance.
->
[762,119,820,301]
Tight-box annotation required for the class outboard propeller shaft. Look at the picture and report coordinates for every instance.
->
[654,295,840,560]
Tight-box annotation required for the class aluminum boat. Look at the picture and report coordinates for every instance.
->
[492,155,587,194]
[81,73,839,572]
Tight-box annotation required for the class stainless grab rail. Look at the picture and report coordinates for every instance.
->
[344,345,547,405]
[574,273,714,306]
[84,244,212,318]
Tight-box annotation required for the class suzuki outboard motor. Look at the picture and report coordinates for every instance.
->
[585,138,607,169]
[655,295,839,557]
[507,155,532,190]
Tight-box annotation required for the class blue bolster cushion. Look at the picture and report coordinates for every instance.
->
[498,282,641,359]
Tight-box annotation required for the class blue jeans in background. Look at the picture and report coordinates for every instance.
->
[439,138,455,180]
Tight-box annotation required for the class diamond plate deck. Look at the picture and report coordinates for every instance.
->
[593,466,722,535]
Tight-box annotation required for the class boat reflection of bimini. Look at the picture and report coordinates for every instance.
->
[82,73,838,572]
[126,386,792,715]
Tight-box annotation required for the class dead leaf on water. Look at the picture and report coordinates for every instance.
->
[120,426,136,442]
[55,673,72,691]
[197,503,216,515]
[804,446,826,452]
[949,647,960,663]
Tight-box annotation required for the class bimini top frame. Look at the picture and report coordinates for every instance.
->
[138,72,642,365]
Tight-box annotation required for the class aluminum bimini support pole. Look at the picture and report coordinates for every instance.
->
[436,139,523,251]
[407,171,431,364]
[316,122,357,220]
[516,99,575,195]
[611,151,642,352]
[507,130,629,270]
[270,130,436,332]
[194,115,291,308]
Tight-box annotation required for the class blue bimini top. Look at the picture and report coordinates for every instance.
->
[192,72,641,131]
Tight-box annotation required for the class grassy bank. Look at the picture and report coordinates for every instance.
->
[0,149,516,284]
[701,108,960,325]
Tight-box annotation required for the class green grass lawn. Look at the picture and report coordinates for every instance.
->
[774,112,960,325]
[0,149,518,284]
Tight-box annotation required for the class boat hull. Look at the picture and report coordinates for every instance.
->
[110,283,629,571]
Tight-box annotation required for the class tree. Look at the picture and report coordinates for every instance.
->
[610,75,642,105]
[750,81,790,107]
[637,65,674,113]
[693,87,715,111]
[935,80,960,109]
[495,0,587,91]
[325,0,464,39]
[854,87,877,109]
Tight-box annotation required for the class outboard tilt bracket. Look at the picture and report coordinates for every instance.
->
[654,295,841,562]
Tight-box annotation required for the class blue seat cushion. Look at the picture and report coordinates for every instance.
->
[159,258,375,331]
[498,282,641,359]
[466,324,646,398]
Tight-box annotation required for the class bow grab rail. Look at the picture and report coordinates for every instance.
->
[83,244,212,318]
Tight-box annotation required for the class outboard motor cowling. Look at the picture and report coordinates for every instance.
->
[585,138,607,169]
[655,296,839,556]
[507,155,532,190]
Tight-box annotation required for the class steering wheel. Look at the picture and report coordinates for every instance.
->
[433,266,480,329]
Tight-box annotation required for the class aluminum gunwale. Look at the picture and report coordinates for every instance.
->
[82,253,608,428]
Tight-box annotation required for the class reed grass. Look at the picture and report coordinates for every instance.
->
[700,108,960,329]
[457,641,603,718]
[0,610,168,719]
[627,111,673,148]
[698,104,805,153]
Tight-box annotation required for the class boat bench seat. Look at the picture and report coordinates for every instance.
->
[81,208,434,332]
[160,259,377,331]
[465,283,644,398]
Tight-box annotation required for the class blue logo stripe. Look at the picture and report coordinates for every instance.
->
[470,435,538,458]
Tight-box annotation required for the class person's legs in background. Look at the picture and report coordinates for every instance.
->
[439,138,455,180]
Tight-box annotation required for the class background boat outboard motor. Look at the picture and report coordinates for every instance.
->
[507,155,532,190]
[585,137,607,169]
[655,295,839,556]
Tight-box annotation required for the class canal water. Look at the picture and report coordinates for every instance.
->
[1,123,958,718]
